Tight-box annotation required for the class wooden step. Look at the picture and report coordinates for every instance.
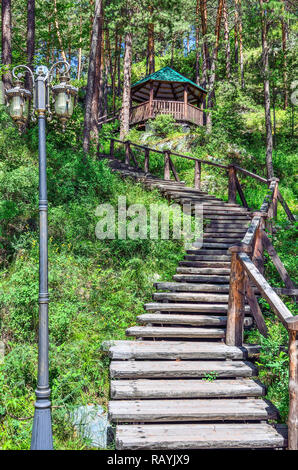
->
[176,267,231,274]
[126,326,225,339]
[186,249,229,255]
[184,254,231,261]
[153,292,229,302]
[137,314,252,327]
[110,378,266,399]
[179,261,230,268]
[144,302,248,313]
[202,238,242,244]
[115,423,287,450]
[109,398,279,423]
[173,274,230,283]
[154,282,230,292]
[106,340,247,360]
[110,360,257,379]
[202,243,234,249]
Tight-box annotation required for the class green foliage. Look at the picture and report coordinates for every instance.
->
[148,114,182,137]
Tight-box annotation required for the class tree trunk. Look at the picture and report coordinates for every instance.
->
[119,31,132,140]
[234,0,239,66]
[281,2,288,109]
[77,14,82,81]
[1,0,12,92]
[223,0,231,79]
[53,0,67,62]
[206,0,224,133]
[238,0,244,88]
[259,0,274,179]
[200,0,210,88]
[25,0,35,91]
[148,9,155,75]
[83,0,102,153]
[117,36,122,97]
[90,4,103,141]
[195,0,200,84]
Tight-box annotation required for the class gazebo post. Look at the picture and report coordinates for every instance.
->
[184,84,188,120]
[149,81,154,118]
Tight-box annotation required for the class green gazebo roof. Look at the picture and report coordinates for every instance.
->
[131,66,207,104]
[132,66,206,92]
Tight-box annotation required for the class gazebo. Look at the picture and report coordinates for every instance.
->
[130,66,207,127]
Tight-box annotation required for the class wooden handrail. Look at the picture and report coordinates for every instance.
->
[108,138,295,222]
[226,177,297,450]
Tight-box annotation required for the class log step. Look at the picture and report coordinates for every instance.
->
[176,267,231,274]
[173,274,230,283]
[202,238,242,244]
[137,314,252,327]
[109,398,279,423]
[153,292,229,302]
[144,302,250,313]
[184,254,231,261]
[126,326,225,339]
[110,360,257,379]
[115,423,287,450]
[186,249,229,255]
[179,261,231,268]
[110,378,266,399]
[154,282,230,292]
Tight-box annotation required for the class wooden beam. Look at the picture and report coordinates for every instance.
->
[277,189,296,222]
[169,156,180,182]
[144,148,150,173]
[226,251,246,346]
[194,160,201,190]
[228,165,237,204]
[262,231,296,291]
[184,84,188,119]
[164,150,171,180]
[235,174,249,208]
[288,329,298,450]
[245,276,268,337]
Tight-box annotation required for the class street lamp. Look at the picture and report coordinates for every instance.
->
[5,62,78,450]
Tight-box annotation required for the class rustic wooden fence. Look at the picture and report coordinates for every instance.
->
[108,137,297,449]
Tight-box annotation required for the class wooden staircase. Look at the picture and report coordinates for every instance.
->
[104,157,288,450]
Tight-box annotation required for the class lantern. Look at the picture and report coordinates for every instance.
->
[6,76,32,131]
[51,75,78,131]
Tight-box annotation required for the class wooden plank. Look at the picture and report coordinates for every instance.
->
[235,174,249,208]
[152,292,229,302]
[228,165,237,204]
[126,326,225,339]
[168,156,180,182]
[154,282,230,292]
[144,302,251,313]
[245,277,268,337]
[164,150,171,180]
[262,231,296,291]
[137,313,252,327]
[115,423,287,450]
[109,398,278,423]
[277,189,296,222]
[194,160,201,190]
[105,340,247,360]
[239,252,293,328]
[176,267,231,274]
[110,378,266,399]
[288,330,298,449]
[172,274,230,283]
[226,252,246,346]
[110,360,257,379]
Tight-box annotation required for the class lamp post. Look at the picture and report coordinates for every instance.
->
[5,62,78,450]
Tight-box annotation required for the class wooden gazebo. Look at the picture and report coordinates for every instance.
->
[130,66,207,127]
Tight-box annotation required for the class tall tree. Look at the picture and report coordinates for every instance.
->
[259,0,274,179]
[147,6,155,74]
[119,30,132,139]
[25,0,35,91]
[1,0,12,93]
[281,1,288,109]
[83,0,103,153]
[223,0,231,79]
[206,0,224,133]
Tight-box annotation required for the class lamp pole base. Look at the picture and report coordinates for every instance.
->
[31,402,53,450]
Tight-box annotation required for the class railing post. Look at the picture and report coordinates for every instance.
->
[226,246,248,346]
[194,160,201,190]
[110,139,114,159]
[164,150,171,180]
[252,212,265,275]
[228,164,237,204]
[144,148,150,174]
[125,140,130,166]
[287,318,298,450]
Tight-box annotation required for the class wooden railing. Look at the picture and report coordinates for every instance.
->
[226,178,297,450]
[108,137,297,448]
[100,101,205,127]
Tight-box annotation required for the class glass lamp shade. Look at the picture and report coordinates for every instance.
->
[52,80,78,130]
[6,83,31,130]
